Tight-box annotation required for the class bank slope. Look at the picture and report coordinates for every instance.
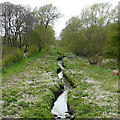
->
[2,49,63,118]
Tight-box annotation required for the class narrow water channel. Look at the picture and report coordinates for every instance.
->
[51,55,74,119]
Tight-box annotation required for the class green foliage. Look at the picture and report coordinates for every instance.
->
[20,109,52,118]
[2,47,45,82]
[32,4,60,50]
[4,96,17,103]
[34,4,61,28]
[18,101,29,108]
[3,48,24,67]
[2,47,118,118]
[61,16,106,64]
[101,60,117,70]
[46,45,60,56]
[60,3,117,64]
[29,25,55,52]
[64,53,118,118]
[45,26,56,45]
[105,23,118,59]
[27,45,39,57]
[2,46,15,59]
[10,109,17,115]
[3,55,16,67]
[15,48,24,61]
[29,28,42,50]
[2,46,61,118]
[10,90,18,96]
[2,2,60,58]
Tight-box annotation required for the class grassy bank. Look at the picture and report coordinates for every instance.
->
[2,46,118,118]
[63,53,118,118]
[2,48,46,82]
[2,46,63,118]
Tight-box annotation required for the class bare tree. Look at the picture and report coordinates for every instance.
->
[1,2,34,50]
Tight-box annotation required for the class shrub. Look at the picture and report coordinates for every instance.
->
[15,48,24,61]
[2,46,15,59]
[3,48,24,67]
[27,45,39,57]
[101,60,117,70]
[3,55,17,67]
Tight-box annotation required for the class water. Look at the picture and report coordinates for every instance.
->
[58,61,64,70]
[51,60,71,119]
[58,71,63,79]
[51,90,69,118]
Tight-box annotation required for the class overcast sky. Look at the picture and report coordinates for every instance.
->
[0,0,119,38]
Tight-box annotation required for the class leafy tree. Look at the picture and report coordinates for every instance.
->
[61,2,117,64]
[105,23,118,59]
[61,17,83,53]
[34,4,61,28]
[29,26,42,51]
[33,4,61,50]
[80,2,113,64]
[29,24,55,52]
[104,5,118,59]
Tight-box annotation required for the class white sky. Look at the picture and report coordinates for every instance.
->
[0,0,119,38]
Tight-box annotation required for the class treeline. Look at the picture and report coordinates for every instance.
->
[0,2,61,67]
[60,3,118,64]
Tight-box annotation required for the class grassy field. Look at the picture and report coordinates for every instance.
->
[2,46,63,118]
[63,54,118,118]
[2,46,119,118]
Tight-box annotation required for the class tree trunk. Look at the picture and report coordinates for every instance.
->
[19,34,22,49]
[24,44,28,53]
[38,46,42,52]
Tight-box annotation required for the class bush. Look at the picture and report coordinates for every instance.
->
[27,45,39,57]
[15,48,24,61]
[101,60,117,70]
[3,54,17,67]
[3,48,24,67]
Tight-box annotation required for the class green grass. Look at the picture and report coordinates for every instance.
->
[2,46,64,118]
[2,48,45,82]
[63,55,118,118]
[2,46,118,118]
